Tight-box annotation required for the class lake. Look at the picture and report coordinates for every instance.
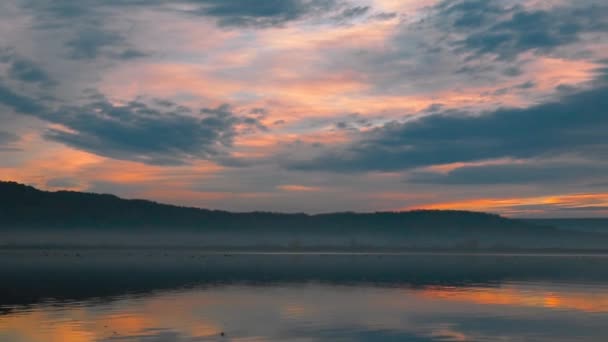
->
[1,251,608,341]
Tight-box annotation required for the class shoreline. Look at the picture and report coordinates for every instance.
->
[3,246,608,256]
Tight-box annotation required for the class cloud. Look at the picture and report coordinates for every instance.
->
[65,28,125,60]
[434,0,505,29]
[22,0,346,29]
[61,25,148,60]
[277,184,322,192]
[0,80,265,165]
[331,5,370,22]
[0,80,47,114]
[0,51,54,85]
[44,100,264,165]
[14,0,364,69]
[436,0,608,60]
[287,69,608,172]
[19,1,147,61]
[190,0,340,27]
[0,130,19,149]
[370,12,397,21]
[409,161,608,185]
[332,0,608,97]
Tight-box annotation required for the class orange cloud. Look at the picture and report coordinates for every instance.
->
[524,56,600,92]
[423,158,526,174]
[406,193,608,216]
[0,132,224,197]
[100,62,244,105]
[277,185,323,192]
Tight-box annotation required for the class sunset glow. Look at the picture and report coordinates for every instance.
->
[0,0,606,216]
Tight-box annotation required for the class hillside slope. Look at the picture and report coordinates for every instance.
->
[1,181,607,251]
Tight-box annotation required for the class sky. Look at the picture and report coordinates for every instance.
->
[0,0,607,217]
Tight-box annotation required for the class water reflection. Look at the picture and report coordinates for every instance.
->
[421,283,608,313]
[1,252,608,341]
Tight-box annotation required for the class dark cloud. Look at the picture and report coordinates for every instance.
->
[0,80,264,165]
[190,0,339,27]
[44,100,263,165]
[516,81,535,89]
[332,6,370,22]
[335,121,349,129]
[437,0,608,60]
[66,28,123,59]
[66,32,112,59]
[22,0,352,29]
[0,51,54,85]
[19,1,147,60]
[116,48,148,60]
[8,58,53,85]
[371,12,397,21]
[333,114,372,132]
[435,0,507,29]
[341,1,608,94]
[16,0,356,66]
[65,27,145,60]
[249,107,268,117]
[0,80,47,114]
[502,66,522,77]
[241,116,268,133]
[409,162,608,185]
[287,70,608,172]
[25,0,344,28]
[24,0,91,20]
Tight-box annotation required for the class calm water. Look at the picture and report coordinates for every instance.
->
[1,251,608,341]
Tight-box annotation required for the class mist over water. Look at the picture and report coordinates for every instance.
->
[2,251,608,341]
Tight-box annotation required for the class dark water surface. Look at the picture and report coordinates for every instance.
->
[1,251,608,341]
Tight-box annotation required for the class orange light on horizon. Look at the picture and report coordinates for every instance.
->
[277,184,323,192]
[404,193,608,215]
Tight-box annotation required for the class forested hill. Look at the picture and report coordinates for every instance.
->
[0,180,542,232]
[3,181,608,251]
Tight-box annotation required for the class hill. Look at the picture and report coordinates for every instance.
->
[0,181,542,231]
[1,181,607,251]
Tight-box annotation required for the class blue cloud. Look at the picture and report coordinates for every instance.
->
[65,28,125,60]
[44,100,265,165]
[23,0,347,29]
[0,80,47,114]
[0,81,265,165]
[192,0,339,27]
[436,0,608,60]
[287,69,608,172]
[409,162,608,185]
[0,51,54,85]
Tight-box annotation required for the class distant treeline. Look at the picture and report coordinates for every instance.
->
[525,218,608,233]
[2,181,608,251]
[0,181,542,232]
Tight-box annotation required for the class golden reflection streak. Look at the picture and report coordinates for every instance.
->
[419,285,608,313]
[0,304,221,342]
